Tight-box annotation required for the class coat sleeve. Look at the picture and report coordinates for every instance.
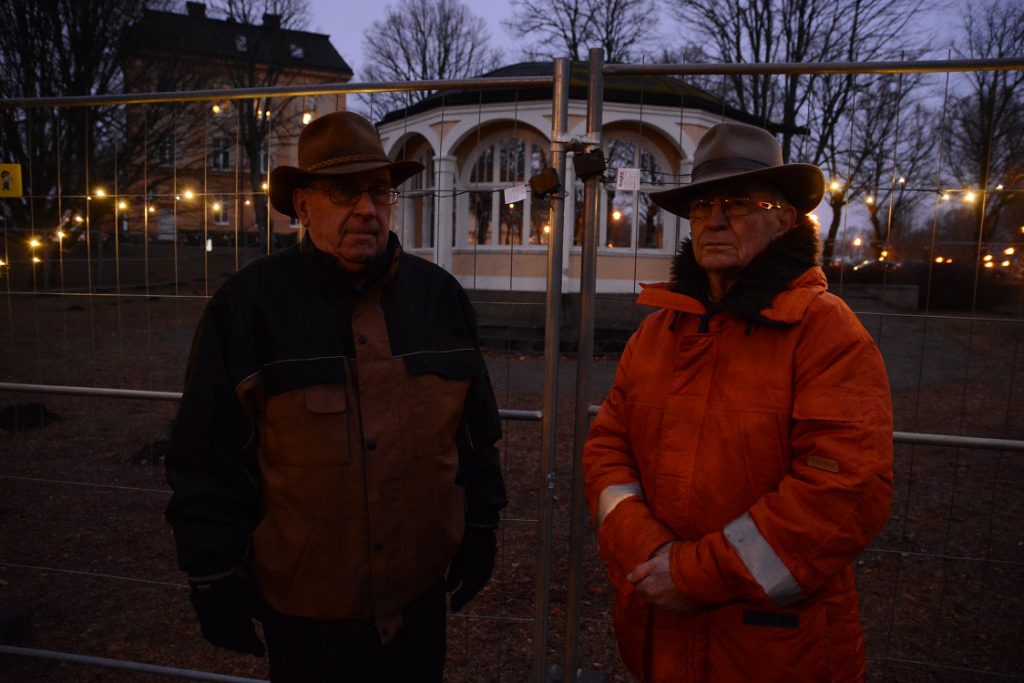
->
[670,299,894,608]
[454,285,507,528]
[164,284,263,580]
[583,324,677,594]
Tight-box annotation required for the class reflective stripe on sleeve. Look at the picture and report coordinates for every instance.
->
[596,482,643,526]
[723,512,803,607]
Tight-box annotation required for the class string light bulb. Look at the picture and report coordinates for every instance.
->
[984,262,994,268]
[302,111,313,125]
[118,201,127,210]
[865,195,874,205]
[1002,260,1010,267]
[94,188,107,198]
[1004,247,1015,255]
[212,104,222,114]
[74,215,84,223]
[183,190,194,200]
[935,256,943,263]
[29,238,41,248]
[984,254,993,262]
[898,176,906,184]
[964,191,976,203]
[32,256,42,264]
[612,210,622,221]
[853,237,862,247]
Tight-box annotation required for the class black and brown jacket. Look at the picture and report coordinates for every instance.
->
[165,232,507,627]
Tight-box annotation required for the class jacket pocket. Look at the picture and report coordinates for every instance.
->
[262,383,354,466]
[708,602,830,682]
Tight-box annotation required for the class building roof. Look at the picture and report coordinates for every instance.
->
[379,61,768,129]
[125,2,351,76]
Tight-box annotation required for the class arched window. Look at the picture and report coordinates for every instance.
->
[397,145,435,249]
[463,132,550,247]
[598,133,671,251]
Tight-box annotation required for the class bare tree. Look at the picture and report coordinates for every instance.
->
[502,0,592,60]
[668,0,928,161]
[942,0,1024,243]
[818,75,934,261]
[361,0,502,113]
[0,0,174,285]
[503,0,656,62]
[206,0,313,241]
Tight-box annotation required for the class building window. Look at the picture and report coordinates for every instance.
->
[235,35,247,52]
[463,133,550,247]
[212,196,229,225]
[290,43,304,59]
[156,137,174,167]
[210,137,231,171]
[399,148,435,249]
[599,135,670,251]
[259,147,269,174]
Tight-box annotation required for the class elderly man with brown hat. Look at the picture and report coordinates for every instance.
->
[165,111,507,682]
[582,121,893,682]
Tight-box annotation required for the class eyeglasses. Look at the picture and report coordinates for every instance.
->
[307,184,400,206]
[687,197,781,221]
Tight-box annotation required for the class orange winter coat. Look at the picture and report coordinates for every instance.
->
[583,257,893,682]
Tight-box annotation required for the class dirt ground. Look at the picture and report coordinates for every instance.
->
[0,243,1022,681]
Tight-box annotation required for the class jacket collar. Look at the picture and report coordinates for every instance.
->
[637,224,825,325]
[300,230,402,297]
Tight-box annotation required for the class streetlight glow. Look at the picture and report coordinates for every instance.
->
[612,210,622,221]
[853,237,862,247]
[1004,247,1015,255]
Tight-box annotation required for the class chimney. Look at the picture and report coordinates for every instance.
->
[185,2,206,18]
[263,13,281,29]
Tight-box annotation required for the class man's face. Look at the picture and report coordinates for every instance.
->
[293,169,393,272]
[688,181,796,278]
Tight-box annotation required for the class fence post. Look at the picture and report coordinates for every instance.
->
[532,56,570,683]
[563,48,605,682]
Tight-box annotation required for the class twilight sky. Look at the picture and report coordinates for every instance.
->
[305,0,964,81]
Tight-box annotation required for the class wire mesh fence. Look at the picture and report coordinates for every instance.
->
[1,55,1023,682]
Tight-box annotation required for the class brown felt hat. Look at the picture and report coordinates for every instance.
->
[269,111,424,218]
[650,122,824,217]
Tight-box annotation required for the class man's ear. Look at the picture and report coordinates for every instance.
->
[771,205,798,240]
[292,188,310,227]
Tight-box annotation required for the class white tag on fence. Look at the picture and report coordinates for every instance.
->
[503,185,529,204]
[616,168,640,191]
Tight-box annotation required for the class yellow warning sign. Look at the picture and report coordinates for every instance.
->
[0,164,23,198]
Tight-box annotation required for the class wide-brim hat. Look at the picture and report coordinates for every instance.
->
[650,121,824,217]
[269,111,424,218]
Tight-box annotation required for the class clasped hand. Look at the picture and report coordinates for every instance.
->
[626,542,693,612]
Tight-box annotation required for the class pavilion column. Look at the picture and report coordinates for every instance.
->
[433,155,457,271]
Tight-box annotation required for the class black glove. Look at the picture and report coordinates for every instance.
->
[189,572,266,656]
[445,526,497,612]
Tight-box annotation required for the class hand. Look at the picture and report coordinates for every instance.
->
[189,573,266,656]
[626,543,694,613]
[446,526,497,612]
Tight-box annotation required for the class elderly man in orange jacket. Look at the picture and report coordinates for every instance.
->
[583,121,893,682]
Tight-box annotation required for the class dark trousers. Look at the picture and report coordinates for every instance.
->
[263,582,447,683]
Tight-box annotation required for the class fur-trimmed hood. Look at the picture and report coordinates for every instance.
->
[669,223,821,325]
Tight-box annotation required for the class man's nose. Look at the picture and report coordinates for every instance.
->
[352,189,377,214]
[703,202,730,229]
